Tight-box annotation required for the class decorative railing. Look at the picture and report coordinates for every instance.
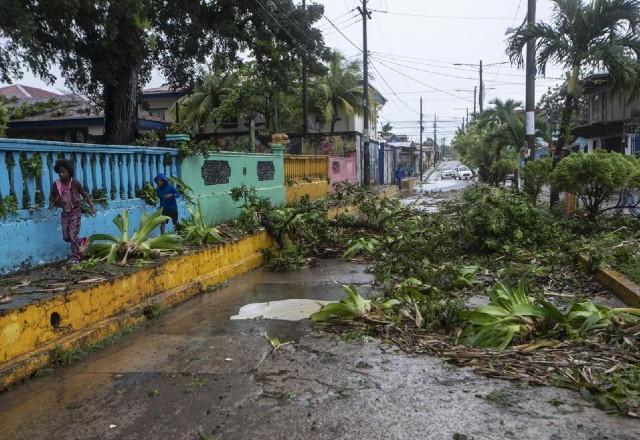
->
[0,138,180,211]
[284,154,328,181]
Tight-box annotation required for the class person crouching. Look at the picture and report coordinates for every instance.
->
[154,174,180,234]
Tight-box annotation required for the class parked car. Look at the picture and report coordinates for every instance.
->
[441,167,455,179]
[454,165,473,180]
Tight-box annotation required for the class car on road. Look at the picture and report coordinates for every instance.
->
[440,167,455,179]
[454,165,473,180]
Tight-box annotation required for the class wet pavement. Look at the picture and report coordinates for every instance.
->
[0,259,638,439]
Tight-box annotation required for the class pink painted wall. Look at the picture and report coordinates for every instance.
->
[328,154,358,191]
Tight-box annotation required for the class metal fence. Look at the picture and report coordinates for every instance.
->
[284,154,328,181]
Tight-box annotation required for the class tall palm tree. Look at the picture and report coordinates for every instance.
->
[506,0,640,174]
[174,71,239,132]
[312,52,365,133]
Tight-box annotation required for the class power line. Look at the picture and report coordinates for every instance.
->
[372,56,472,102]
[369,62,419,116]
[322,13,363,53]
[369,9,516,20]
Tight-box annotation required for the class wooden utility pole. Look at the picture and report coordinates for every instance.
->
[479,60,484,114]
[419,97,423,180]
[357,0,372,185]
[525,0,537,161]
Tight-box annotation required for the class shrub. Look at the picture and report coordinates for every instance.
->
[0,100,7,137]
[523,157,552,204]
[489,158,518,185]
[551,150,640,221]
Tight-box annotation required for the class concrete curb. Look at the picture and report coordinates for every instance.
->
[0,231,273,391]
[576,253,640,307]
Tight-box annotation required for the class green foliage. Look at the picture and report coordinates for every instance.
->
[180,202,223,246]
[87,209,182,265]
[562,366,640,416]
[523,157,552,203]
[69,257,101,272]
[462,281,640,350]
[263,243,309,272]
[133,130,159,146]
[0,194,18,219]
[8,99,60,120]
[230,185,272,234]
[462,281,547,349]
[19,152,42,178]
[446,185,556,253]
[310,285,372,322]
[0,99,7,136]
[342,237,379,259]
[136,182,159,206]
[551,151,640,221]
[311,51,370,133]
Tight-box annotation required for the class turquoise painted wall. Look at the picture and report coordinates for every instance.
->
[180,148,285,225]
[0,138,184,274]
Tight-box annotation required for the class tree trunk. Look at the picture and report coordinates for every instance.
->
[103,66,139,145]
[550,92,575,206]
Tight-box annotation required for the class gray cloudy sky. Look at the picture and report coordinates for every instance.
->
[2,0,566,143]
[320,0,565,142]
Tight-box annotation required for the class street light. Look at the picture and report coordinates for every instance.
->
[453,61,508,113]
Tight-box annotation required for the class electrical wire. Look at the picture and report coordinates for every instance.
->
[369,9,515,21]
[372,56,472,103]
[322,13,363,53]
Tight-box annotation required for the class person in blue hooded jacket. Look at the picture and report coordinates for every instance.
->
[154,174,180,234]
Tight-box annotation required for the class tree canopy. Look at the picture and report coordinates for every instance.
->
[0,0,327,144]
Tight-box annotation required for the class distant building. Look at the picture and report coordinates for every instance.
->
[573,73,640,155]
[0,84,59,100]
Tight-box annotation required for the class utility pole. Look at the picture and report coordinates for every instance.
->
[525,0,537,161]
[357,0,372,185]
[433,113,437,163]
[419,97,423,180]
[479,60,484,113]
[473,85,477,115]
[301,0,308,147]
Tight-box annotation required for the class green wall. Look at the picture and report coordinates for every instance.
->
[180,148,285,225]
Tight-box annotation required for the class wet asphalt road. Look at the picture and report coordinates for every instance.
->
[1,260,638,439]
[0,190,639,439]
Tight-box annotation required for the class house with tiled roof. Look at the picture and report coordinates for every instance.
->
[0,84,60,100]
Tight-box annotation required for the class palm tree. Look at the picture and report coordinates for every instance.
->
[173,71,239,133]
[507,0,640,179]
[311,52,365,133]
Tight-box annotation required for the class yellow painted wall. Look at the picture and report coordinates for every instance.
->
[0,232,273,366]
[286,180,330,204]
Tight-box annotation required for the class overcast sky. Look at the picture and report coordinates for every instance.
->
[2,0,566,143]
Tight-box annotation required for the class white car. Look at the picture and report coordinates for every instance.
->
[454,165,473,180]
[440,168,455,179]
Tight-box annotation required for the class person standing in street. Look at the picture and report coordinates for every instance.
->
[395,166,405,190]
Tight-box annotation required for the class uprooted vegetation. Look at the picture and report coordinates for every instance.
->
[242,183,640,417]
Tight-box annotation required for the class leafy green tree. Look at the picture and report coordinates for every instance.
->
[551,150,640,221]
[0,0,326,144]
[311,52,365,133]
[175,71,239,133]
[381,122,393,136]
[523,157,553,204]
[507,0,640,203]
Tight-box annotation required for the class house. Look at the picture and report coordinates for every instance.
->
[0,84,59,99]
[572,73,640,155]
[2,85,169,142]
[140,85,271,151]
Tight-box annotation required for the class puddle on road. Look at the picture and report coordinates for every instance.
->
[230,299,334,321]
